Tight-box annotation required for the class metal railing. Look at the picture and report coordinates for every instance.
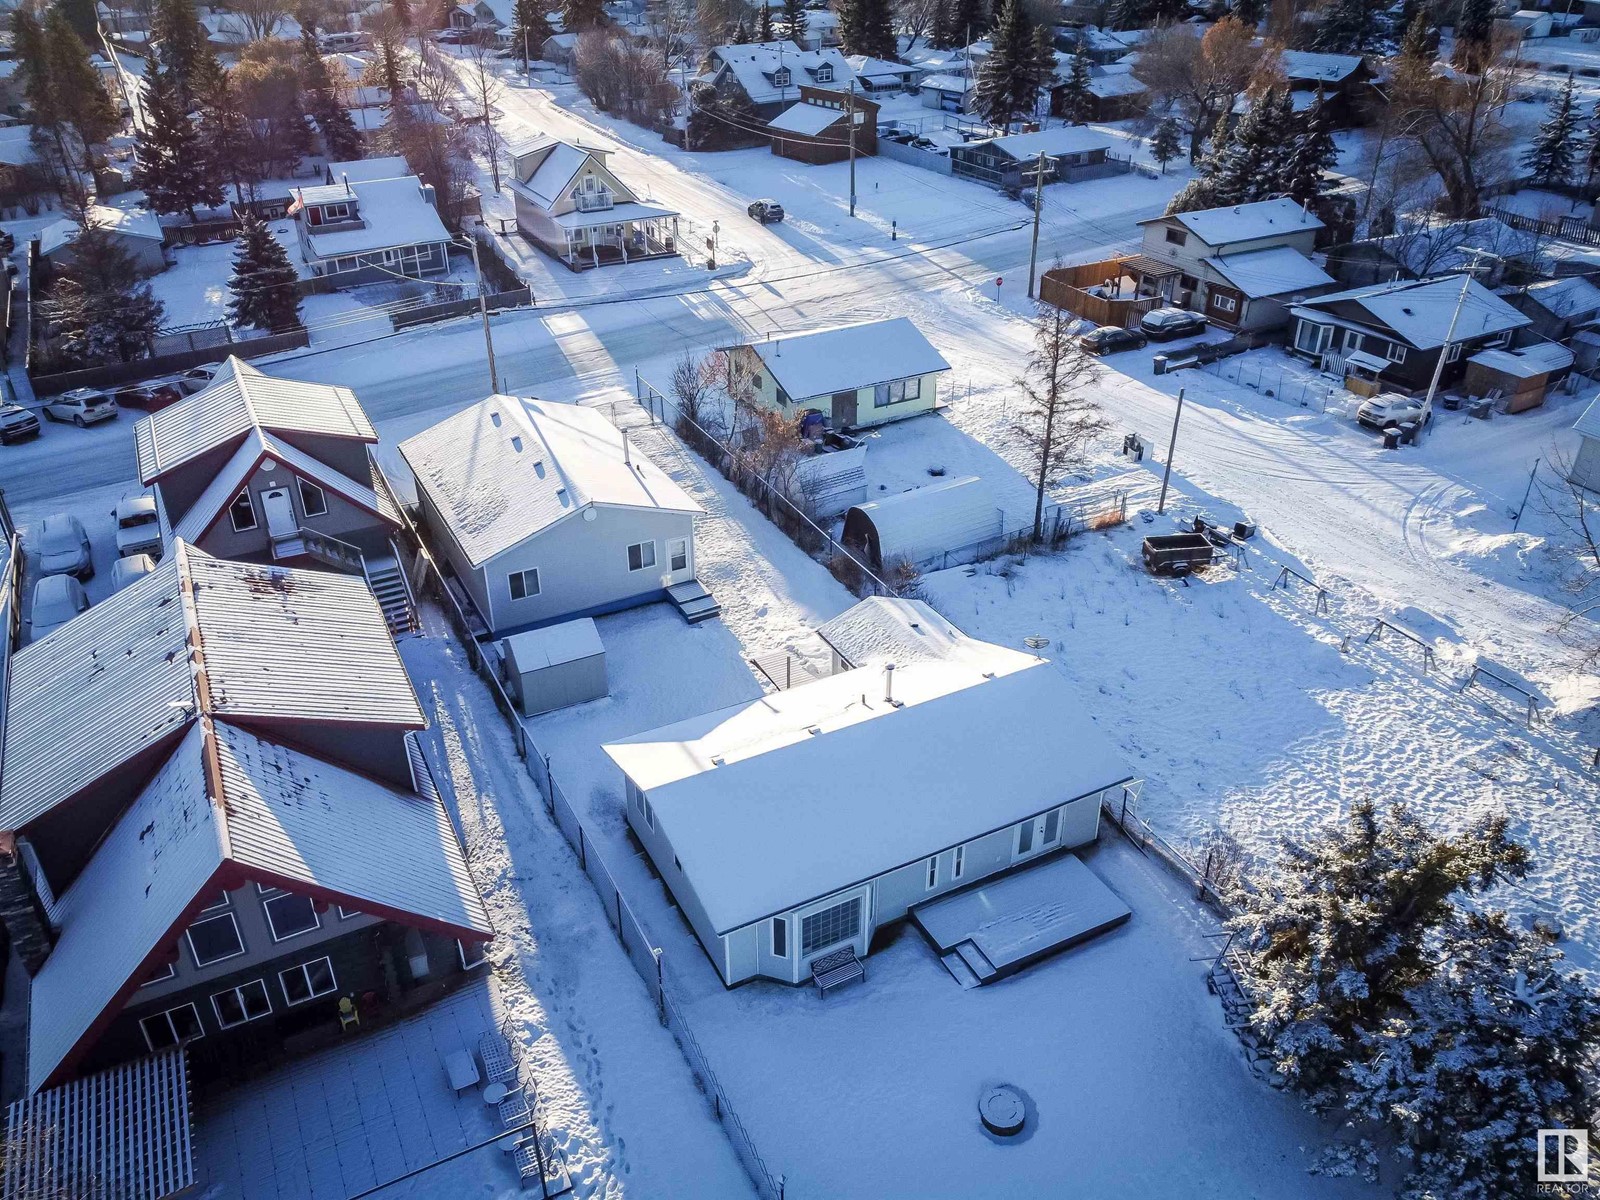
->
[573,191,615,213]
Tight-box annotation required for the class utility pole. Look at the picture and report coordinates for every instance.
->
[1157,387,1185,515]
[1422,250,1491,415]
[467,229,500,394]
[1026,150,1045,299]
[848,80,858,217]
[1512,457,1541,532]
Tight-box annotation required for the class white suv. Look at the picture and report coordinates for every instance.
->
[43,388,117,427]
[1356,392,1432,431]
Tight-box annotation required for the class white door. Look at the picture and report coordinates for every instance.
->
[260,487,296,539]
[1013,808,1063,862]
[1342,328,1364,354]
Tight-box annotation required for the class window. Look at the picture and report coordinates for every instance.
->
[1164,227,1187,246]
[298,478,328,517]
[1445,343,1463,362]
[773,67,791,87]
[926,856,938,890]
[211,980,272,1029]
[874,378,921,408]
[508,568,540,600]
[771,916,787,958]
[640,793,654,829]
[187,913,245,967]
[263,892,320,942]
[1212,295,1238,314]
[953,845,964,880]
[459,939,488,969]
[320,201,351,222]
[229,489,257,533]
[141,960,177,987]
[1385,342,1408,364]
[752,374,763,390]
[139,1003,203,1052]
[669,538,688,573]
[815,64,833,82]
[1484,330,1512,348]
[627,541,656,571]
[1294,321,1333,356]
[1342,328,1364,354]
[338,906,361,920]
[801,897,861,957]
[1043,808,1060,844]
[1018,819,1034,855]
[1178,274,1199,292]
[280,957,338,1005]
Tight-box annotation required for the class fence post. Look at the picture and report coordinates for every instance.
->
[655,948,666,1024]
[542,754,553,811]
[616,888,623,932]
[578,823,586,870]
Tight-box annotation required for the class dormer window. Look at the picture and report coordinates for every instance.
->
[773,67,791,87]
[307,201,353,227]
[815,63,833,82]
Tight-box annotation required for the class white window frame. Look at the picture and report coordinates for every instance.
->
[627,541,656,572]
[799,894,863,958]
[508,567,540,600]
[228,489,257,533]
[1342,328,1364,354]
[320,201,352,222]
[668,538,688,573]
[926,856,938,890]
[186,912,246,967]
[773,67,791,87]
[1294,321,1333,356]
[139,1003,204,1053]
[1212,295,1239,314]
[953,845,964,880]
[199,892,231,915]
[640,792,655,830]
[298,478,328,517]
[141,960,177,987]
[1445,343,1463,362]
[1385,342,1407,364]
[263,891,322,943]
[815,63,833,82]
[211,979,273,1029]
[459,939,488,969]
[279,956,338,1005]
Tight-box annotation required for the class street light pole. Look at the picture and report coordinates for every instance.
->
[1157,387,1185,514]
[848,80,858,217]
[467,228,500,394]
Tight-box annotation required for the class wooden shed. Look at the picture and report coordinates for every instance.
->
[1463,342,1574,414]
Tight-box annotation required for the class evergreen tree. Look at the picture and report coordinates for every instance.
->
[151,0,211,94]
[1452,0,1494,72]
[1400,7,1432,62]
[950,0,985,43]
[1209,92,1277,205]
[39,223,166,363]
[14,10,73,192]
[1282,90,1337,205]
[56,0,101,48]
[845,0,896,61]
[972,0,1039,132]
[300,25,362,162]
[928,0,952,48]
[226,213,301,332]
[730,17,750,41]
[1525,74,1579,188]
[512,0,553,66]
[784,0,808,43]
[1056,43,1092,124]
[45,10,119,175]
[134,64,222,218]
[757,1,774,42]
[196,63,250,196]
[1029,24,1056,116]
[562,0,607,31]
[1313,0,1376,54]
[1583,101,1600,193]
[1150,115,1181,173]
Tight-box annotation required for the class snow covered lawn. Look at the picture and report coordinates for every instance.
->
[148,240,233,328]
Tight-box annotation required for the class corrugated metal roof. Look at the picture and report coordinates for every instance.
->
[135,359,377,484]
[399,397,700,567]
[186,550,424,727]
[213,721,491,937]
[846,476,1001,567]
[28,725,225,1092]
[0,556,198,832]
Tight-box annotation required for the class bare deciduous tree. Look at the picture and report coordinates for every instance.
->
[1016,302,1109,541]
[1536,449,1600,670]
[669,348,723,434]
[462,38,505,190]
[232,0,292,39]
[1134,17,1265,162]
[574,30,681,126]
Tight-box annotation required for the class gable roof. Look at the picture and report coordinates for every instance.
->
[297,174,451,259]
[817,596,1036,672]
[135,358,376,484]
[399,397,700,567]
[768,99,849,136]
[1576,393,1600,440]
[1145,197,1323,246]
[38,204,163,256]
[1294,275,1531,349]
[1522,275,1600,319]
[708,40,854,105]
[1203,245,1335,299]
[0,542,424,834]
[1278,50,1363,83]
[508,136,603,209]
[27,719,490,1092]
[747,317,950,401]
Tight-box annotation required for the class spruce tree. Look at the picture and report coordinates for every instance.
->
[757,2,774,42]
[57,0,101,48]
[783,0,807,43]
[730,18,750,42]
[300,25,361,162]
[134,64,222,218]
[1313,0,1375,54]
[562,0,606,32]
[513,0,553,65]
[1525,74,1579,188]
[39,224,166,363]
[1209,92,1277,205]
[1282,91,1337,205]
[226,213,301,332]
[972,0,1038,132]
[928,0,951,48]
[45,10,118,176]
[1057,43,1092,124]
[950,0,985,43]
[197,64,249,196]
[1452,0,1494,72]
[849,0,896,61]
[1151,116,1181,173]
[151,0,210,95]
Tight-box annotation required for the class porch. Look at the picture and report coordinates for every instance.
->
[551,203,680,272]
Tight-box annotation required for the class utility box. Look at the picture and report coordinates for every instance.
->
[501,618,608,717]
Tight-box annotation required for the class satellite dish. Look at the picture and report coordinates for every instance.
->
[583,509,597,522]
[1023,635,1050,656]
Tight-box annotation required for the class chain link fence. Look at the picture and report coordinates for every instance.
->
[1202,355,1342,414]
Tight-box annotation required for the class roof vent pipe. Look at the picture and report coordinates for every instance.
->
[622,428,632,466]
[884,662,895,705]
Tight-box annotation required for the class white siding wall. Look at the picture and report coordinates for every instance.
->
[416,486,492,624]
[624,780,725,974]
[1572,434,1600,494]
[730,345,942,429]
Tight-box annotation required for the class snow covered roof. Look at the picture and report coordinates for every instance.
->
[816,596,1036,673]
[325,155,410,184]
[399,397,700,567]
[843,54,912,78]
[0,542,424,834]
[974,125,1113,161]
[1278,50,1364,83]
[1294,275,1531,349]
[27,718,490,1092]
[38,204,163,256]
[708,41,855,105]
[135,357,376,483]
[502,616,604,672]
[550,200,676,230]
[604,651,1133,933]
[1467,342,1574,378]
[919,73,970,92]
[1375,216,1541,276]
[508,136,604,210]
[0,124,37,166]
[298,175,450,259]
[1522,275,1600,318]
[768,99,850,136]
[1149,197,1323,246]
[845,475,1000,566]
[748,317,950,401]
[1202,245,1335,299]
[1088,71,1147,99]
[1575,394,1600,440]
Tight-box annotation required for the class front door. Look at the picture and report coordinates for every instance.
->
[1013,807,1063,862]
[832,390,858,428]
[260,487,296,539]
[1342,328,1364,355]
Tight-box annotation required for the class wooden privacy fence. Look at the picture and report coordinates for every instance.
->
[29,328,309,397]
[391,286,533,331]
[1039,258,1160,328]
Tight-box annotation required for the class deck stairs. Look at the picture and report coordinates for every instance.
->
[667,579,721,624]
[364,551,419,638]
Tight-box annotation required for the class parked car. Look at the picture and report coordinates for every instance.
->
[42,388,117,427]
[747,199,785,224]
[32,512,93,580]
[1078,326,1148,355]
[28,574,89,640]
[110,552,157,591]
[1140,308,1208,341]
[1356,391,1432,431]
[174,363,224,393]
[114,494,163,559]
[112,380,186,411]
[0,402,40,444]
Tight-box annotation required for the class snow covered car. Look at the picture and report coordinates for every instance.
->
[32,512,93,580]
[42,388,117,427]
[1356,392,1432,431]
[28,574,89,640]
[0,401,40,444]
[747,199,785,225]
[110,552,157,591]
[114,494,163,560]
[1078,326,1148,355]
[173,363,224,394]
[1140,308,1208,341]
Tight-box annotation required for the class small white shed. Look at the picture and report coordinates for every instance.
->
[842,476,1001,571]
[1571,394,1600,495]
[500,617,607,716]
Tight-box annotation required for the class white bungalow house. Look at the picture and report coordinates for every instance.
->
[1567,393,1600,494]
[288,172,451,285]
[400,397,704,637]
[727,317,951,430]
[507,135,680,271]
[603,599,1136,987]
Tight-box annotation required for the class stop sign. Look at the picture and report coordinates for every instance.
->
[996,276,1003,287]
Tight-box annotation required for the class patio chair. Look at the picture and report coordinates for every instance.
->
[338,997,360,1032]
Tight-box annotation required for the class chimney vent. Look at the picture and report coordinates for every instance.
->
[883,662,898,706]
